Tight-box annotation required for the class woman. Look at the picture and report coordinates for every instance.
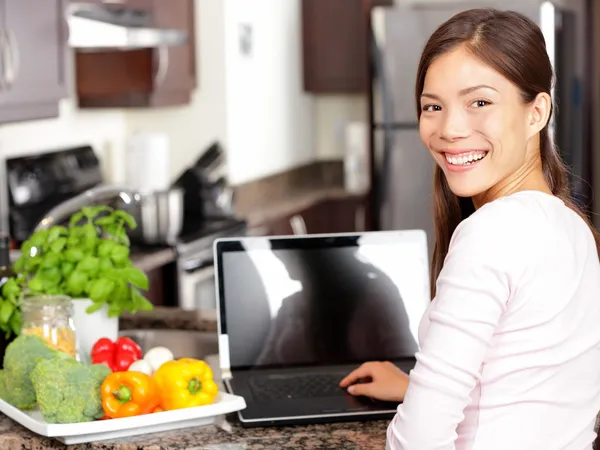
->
[340,8,600,450]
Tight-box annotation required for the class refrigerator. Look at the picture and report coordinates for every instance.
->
[369,0,585,257]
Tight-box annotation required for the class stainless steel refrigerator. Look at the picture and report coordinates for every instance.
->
[369,0,585,257]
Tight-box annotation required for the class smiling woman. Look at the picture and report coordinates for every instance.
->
[339,7,600,450]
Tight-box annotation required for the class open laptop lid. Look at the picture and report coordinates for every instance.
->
[214,230,430,377]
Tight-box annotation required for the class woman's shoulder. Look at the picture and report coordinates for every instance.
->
[450,191,562,263]
[459,191,563,236]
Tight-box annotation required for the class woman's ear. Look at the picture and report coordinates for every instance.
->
[527,92,552,138]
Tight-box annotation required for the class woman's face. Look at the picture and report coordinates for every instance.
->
[418,44,548,201]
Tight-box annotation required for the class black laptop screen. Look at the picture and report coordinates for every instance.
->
[216,232,429,370]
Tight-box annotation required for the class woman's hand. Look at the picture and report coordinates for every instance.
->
[339,361,409,402]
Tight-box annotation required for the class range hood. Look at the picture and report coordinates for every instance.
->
[68,3,188,50]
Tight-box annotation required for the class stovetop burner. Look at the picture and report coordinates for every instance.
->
[175,215,247,257]
[177,215,246,245]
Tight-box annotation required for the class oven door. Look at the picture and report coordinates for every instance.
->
[178,248,217,320]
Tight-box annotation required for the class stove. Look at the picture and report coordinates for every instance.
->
[175,216,247,316]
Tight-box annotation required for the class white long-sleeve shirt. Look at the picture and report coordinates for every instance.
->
[387,191,600,450]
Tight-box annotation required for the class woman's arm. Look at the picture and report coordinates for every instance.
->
[387,202,534,450]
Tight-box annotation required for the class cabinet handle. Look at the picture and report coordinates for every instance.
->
[154,46,169,87]
[289,215,307,235]
[4,29,19,88]
[355,206,366,231]
[0,31,8,91]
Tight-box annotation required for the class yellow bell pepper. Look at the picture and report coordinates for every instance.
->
[153,358,219,410]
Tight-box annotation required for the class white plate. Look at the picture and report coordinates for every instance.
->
[0,392,246,445]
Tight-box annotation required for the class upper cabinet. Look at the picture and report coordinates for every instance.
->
[74,0,196,108]
[0,0,67,124]
[301,0,392,94]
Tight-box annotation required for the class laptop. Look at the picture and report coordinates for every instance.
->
[213,230,430,427]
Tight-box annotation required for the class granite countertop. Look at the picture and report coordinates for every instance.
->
[0,415,389,449]
[119,306,217,332]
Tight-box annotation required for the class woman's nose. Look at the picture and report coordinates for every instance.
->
[440,108,470,141]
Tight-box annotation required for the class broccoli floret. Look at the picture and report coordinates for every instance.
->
[30,358,111,423]
[0,334,70,409]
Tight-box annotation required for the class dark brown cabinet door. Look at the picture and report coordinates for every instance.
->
[75,0,196,108]
[302,0,369,93]
[150,0,195,104]
[0,0,67,123]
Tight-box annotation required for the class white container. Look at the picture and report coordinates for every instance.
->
[126,132,171,192]
[344,122,369,194]
[71,299,119,364]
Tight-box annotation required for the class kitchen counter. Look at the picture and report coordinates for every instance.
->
[0,306,390,449]
[0,415,390,449]
[119,306,217,332]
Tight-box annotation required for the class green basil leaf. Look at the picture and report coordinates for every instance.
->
[113,210,137,230]
[27,277,43,293]
[30,229,49,248]
[67,271,89,297]
[9,312,22,336]
[123,267,148,290]
[85,302,104,314]
[97,239,117,258]
[132,290,153,311]
[110,245,130,266]
[61,261,75,277]
[50,237,67,254]
[0,301,14,324]
[1,279,20,298]
[99,257,114,273]
[40,252,61,269]
[94,216,114,227]
[77,255,100,275]
[69,211,85,227]
[90,278,115,304]
[65,248,85,263]
[107,303,121,318]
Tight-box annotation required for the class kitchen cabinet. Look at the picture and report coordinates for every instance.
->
[75,0,196,108]
[0,0,67,123]
[252,195,367,237]
[301,0,392,93]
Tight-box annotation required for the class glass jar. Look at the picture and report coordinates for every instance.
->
[20,295,78,358]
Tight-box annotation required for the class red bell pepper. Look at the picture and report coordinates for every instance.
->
[91,337,142,372]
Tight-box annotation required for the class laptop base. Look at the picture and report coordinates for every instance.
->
[225,358,415,427]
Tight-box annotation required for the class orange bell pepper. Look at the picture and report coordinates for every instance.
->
[153,358,219,410]
[101,371,161,419]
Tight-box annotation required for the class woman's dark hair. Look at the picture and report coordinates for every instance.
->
[415,8,600,298]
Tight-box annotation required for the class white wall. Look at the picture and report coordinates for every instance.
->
[223,0,315,184]
[314,95,368,161]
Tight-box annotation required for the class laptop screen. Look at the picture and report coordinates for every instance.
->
[215,231,430,370]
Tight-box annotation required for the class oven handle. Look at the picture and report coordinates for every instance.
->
[182,258,214,274]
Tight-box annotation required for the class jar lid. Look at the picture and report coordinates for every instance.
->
[21,295,72,310]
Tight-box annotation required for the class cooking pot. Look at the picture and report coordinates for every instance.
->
[34,185,184,246]
[117,188,184,246]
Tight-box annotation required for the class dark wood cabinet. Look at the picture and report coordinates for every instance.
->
[75,0,196,108]
[0,0,67,123]
[252,195,367,237]
[301,0,392,93]
[302,196,366,234]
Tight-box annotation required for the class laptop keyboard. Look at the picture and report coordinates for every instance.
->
[248,373,347,402]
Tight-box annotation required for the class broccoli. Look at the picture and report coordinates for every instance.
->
[0,334,70,409]
[30,357,111,423]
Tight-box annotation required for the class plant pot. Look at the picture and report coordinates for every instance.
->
[71,298,119,364]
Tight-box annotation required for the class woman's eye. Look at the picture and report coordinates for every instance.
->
[422,104,441,112]
[471,100,491,108]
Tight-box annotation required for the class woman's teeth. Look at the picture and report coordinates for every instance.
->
[445,151,487,166]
